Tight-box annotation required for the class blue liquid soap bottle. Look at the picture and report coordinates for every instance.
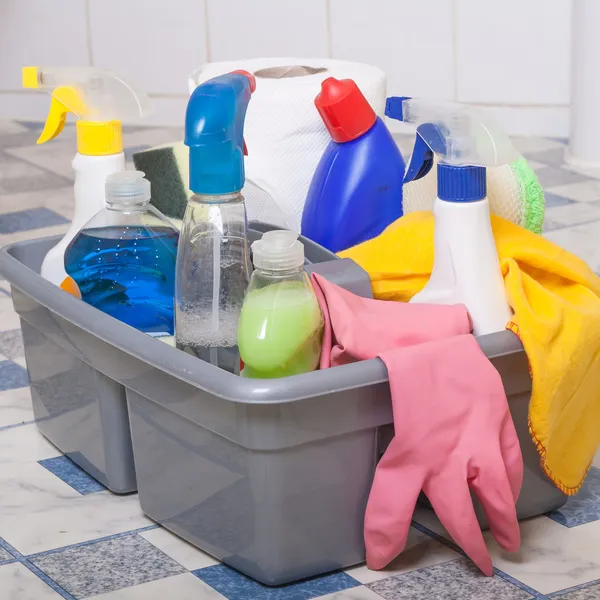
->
[64,171,179,336]
[302,77,405,253]
[175,71,255,373]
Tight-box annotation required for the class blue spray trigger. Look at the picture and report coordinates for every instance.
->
[185,72,253,195]
[403,123,447,184]
[385,96,412,120]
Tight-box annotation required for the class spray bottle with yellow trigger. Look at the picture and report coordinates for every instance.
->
[387,98,514,336]
[22,66,153,290]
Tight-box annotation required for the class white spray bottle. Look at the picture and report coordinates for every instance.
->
[22,67,153,289]
[396,98,513,336]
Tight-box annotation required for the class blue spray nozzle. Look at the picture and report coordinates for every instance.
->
[403,123,447,184]
[185,71,255,195]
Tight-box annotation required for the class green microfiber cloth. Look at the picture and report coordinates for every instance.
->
[133,142,190,222]
[512,156,545,235]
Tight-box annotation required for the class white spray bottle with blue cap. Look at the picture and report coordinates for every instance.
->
[395,98,513,336]
[175,70,255,373]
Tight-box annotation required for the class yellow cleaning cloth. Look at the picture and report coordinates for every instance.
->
[340,212,600,495]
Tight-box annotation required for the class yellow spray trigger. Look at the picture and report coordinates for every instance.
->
[37,86,87,145]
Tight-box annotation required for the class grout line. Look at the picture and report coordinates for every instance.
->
[25,524,159,560]
[0,419,36,433]
[204,0,212,63]
[325,0,333,59]
[494,569,548,599]
[548,576,600,597]
[21,560,77,600]
[1,150,75,184]
[0,536,24,559]
[84,0,94,66]
[411,521,547,598]
[451,0,458,102]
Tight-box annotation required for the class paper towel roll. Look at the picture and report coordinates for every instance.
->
[189,58,387,232]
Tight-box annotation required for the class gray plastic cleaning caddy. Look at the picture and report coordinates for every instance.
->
[0,223,566,586]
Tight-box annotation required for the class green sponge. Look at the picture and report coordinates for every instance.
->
[512,156,545,235]
[132,142,190,221]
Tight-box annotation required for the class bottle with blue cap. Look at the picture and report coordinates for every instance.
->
[175,71,255,373]
[387,97,513,336]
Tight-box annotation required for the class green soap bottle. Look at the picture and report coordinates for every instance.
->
[238,230,324,379]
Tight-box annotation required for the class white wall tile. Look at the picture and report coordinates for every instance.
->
[456,0,571,104]
[330,0,455,100]
[88,0,207,95]
[0,0,89,91]
[207,0,329,61]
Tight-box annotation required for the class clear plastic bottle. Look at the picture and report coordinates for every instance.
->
[64,171,179,336]
[175,70,255,373]
[175,191,250,373]
[238,230,323,379]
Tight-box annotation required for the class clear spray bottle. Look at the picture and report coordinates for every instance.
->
[175,71,255,373]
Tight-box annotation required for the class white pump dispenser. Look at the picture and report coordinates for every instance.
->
[395,98,513,336]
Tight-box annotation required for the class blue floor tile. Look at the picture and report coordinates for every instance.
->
[38,456,107,495]
[193,565,360,600]
[0,208,68,234]
[0,360,29,390]
[547,467,600,527]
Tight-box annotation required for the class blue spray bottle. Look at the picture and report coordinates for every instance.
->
[301,78,405,253]
[175,71,255,373]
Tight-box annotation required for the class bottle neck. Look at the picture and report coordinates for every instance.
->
[105,201,150,213]
[255,265,305,278]
[190,191,243,205]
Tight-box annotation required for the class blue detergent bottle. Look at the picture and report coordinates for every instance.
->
[64,171,179,336]
[301,77,405,253]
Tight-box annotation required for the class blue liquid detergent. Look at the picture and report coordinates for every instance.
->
[65,226,179,335]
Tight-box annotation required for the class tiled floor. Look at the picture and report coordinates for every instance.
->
[1,119,600,599]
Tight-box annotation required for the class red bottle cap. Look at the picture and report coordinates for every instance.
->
[315,77,377,143]
[231,69,256,93]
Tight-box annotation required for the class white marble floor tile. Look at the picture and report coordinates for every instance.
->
[544,203,600,229]
[346,527,459,584]
[0,121,30,135]
[11,356,27,369]
[93,572,226,600]
[0,387,34,427]
[0,296,21,332]
[563,162,600,180]
[0,423,58,464]
[512,137,565,155]
[526,160,547,171]
[140,527,218,571]
[4,131,77,180]
[0,461,150,554]
[319,587,386,600]
[413,509,600,595]
[594,450,600,470]
[546,180,600,203]
[487,518,600,594]
[545,222,600,272]
[0,562,64,599]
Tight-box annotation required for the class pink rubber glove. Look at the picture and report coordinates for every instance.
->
[311,274,523,576]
